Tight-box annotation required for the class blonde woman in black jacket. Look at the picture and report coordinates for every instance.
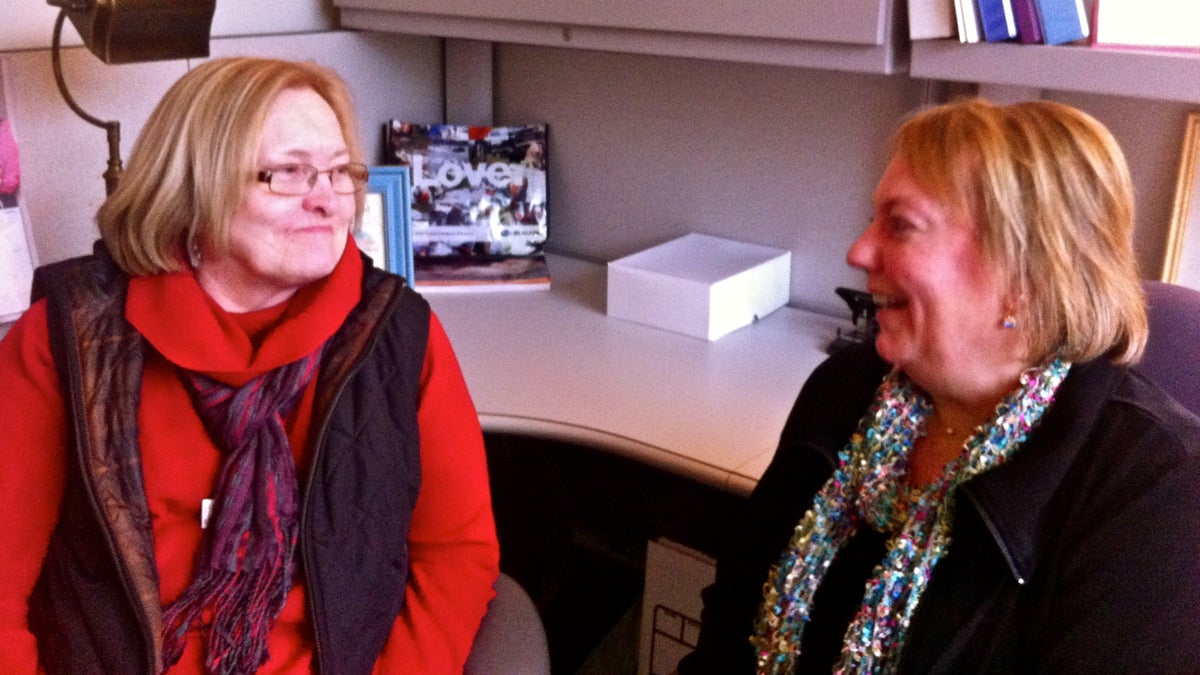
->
[681,98,1200,674]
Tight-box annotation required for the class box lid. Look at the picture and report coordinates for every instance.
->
[610,233,789,283]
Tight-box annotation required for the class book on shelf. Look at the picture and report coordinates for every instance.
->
[1034,0,1090,45]
[908,0,956,40]
[1090,0,1200,51]
[1012,0,1044,43]
[954,0,983,43]
[384,122,550,292]
[978,0,1019,41]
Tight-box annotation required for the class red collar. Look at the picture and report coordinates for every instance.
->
[126,239,363,386]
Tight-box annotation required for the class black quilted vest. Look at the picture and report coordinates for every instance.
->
[26,245,427,674]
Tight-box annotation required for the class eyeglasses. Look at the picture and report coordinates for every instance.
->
[256,162,369,195]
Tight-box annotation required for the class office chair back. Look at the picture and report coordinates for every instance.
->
[1139,280,1200,417]
[465,573,551,675]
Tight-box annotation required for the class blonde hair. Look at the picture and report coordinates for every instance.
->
[97,57,365,275]
[891,98,1147,364]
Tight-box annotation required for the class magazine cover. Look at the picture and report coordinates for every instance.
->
[385,122,550,290]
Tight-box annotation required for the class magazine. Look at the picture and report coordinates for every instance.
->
[384,122,550,291]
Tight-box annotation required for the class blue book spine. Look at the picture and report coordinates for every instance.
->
[977,0,1018,41]
[1034,0,1089,45]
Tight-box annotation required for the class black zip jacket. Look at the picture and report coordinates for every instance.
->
[681,342,1200,674]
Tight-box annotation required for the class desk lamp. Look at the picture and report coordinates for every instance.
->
[47,0,217,195]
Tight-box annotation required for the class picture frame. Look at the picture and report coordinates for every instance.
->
[354,165,414,281]
[1163,112,1200,291]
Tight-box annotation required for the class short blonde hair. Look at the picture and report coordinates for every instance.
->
[891,98,1147,364]
[97,57,365,275]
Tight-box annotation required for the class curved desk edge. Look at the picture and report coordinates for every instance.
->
[432,253,843,500]
[480,413,757,497]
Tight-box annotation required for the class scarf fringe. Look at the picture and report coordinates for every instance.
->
[161,347,322,675]
[160,546,296,675]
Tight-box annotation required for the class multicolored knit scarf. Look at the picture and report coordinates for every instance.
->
[751,359,1070,674]
[161,346,325,675]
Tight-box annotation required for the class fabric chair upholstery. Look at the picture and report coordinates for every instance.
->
[465,573,551,675]
[1139,280,1200,417]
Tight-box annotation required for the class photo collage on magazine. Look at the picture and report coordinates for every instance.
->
[385,122,550,288]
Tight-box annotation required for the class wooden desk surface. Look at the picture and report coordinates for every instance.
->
[425,254,843,495]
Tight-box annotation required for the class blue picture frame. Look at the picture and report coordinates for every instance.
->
[356,165,414,280]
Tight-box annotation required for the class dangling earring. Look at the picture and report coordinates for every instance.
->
[187,240,202,269]
[1002,314,1017,330]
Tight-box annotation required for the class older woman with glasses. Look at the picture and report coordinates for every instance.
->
[0,57,498,674]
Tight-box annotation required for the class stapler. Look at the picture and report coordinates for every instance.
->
[827,287,878,354]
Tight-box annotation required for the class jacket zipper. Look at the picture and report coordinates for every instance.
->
[962,486,1026,585]
[815,432,1025,584]
[299,284,401,673]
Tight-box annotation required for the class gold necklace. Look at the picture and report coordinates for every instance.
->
[930,409,957,436]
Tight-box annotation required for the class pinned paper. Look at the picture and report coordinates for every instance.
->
[0,119,18,194]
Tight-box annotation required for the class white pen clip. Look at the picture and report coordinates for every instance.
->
[200,498,214,529]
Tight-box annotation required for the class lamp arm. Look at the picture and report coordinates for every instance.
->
[51,8,122,196]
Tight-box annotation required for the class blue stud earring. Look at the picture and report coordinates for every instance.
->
[1003,314,1017,330]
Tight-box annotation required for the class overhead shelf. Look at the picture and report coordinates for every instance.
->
[335,0,909,75]
[912,39,1200,104]
[335,0,1200,103]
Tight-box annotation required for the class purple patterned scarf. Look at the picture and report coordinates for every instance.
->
[160,346,324,674]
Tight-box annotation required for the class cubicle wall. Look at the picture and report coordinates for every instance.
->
[0,30,442,276]
[492,44,1192,316]
[1,2,1194,321]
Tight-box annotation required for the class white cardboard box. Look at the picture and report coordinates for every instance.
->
[607,233,791,340]
[637,538,717,675]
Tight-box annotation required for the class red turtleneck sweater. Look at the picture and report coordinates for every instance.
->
[0,243,499,673]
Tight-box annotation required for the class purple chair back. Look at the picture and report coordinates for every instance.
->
[1140,280,1200,417]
